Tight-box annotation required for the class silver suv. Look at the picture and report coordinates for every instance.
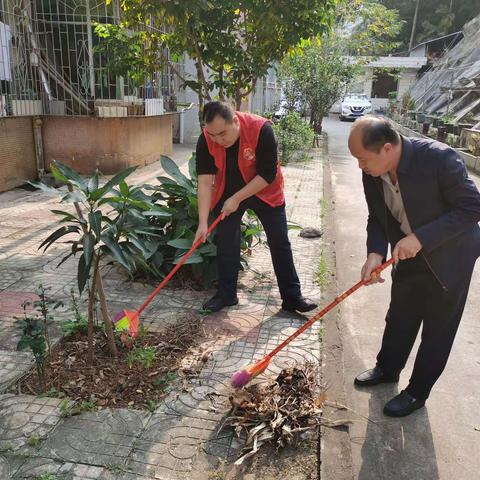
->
[340,93,372,121]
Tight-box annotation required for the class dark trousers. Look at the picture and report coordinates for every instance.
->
[214,196,301,301]
[377,256,473,400]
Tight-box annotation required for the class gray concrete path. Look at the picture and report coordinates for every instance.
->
[324,115,480,480]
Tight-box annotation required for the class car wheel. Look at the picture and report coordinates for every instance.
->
[339,116,344,121]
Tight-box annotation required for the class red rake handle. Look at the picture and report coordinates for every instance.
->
[137,214,223,316]
[266,258,395,359]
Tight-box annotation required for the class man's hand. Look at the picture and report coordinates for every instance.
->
[361,252,385,285]
[221,196,240,218]
[194,222,209,244]
[392,234,422,263]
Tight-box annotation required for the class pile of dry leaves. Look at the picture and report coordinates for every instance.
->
[18,313,208,409]
[226,363,327,465]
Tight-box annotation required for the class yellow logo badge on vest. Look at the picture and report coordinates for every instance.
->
[243,147,255,162]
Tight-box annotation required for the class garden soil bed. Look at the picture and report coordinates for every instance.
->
[17,314,207,409]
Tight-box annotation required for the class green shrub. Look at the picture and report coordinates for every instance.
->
[34,157,265,293]
[61,289,88,336]
[273,112,314,165]
[132,154,264,287]
[126,346,156,369]
[16,284,62,387]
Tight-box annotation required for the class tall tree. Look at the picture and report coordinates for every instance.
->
[380,0,480,50]
[281,0,404,133]
[100,0,338,123]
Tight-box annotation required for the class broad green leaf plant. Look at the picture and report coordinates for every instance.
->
[31,161,141,361]
[33,157,265,362]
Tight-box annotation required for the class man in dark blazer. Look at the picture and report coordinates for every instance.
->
[348,115,480,417]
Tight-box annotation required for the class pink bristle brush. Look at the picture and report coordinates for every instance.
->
[231,258,394,389]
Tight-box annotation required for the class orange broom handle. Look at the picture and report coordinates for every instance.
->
[266,258,395,359]
[137,214,223,316]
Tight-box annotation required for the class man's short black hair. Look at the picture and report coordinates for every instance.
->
[360,115,400,152]
[202,101,235,124]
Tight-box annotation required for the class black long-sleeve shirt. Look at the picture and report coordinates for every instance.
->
[195,123,278,200]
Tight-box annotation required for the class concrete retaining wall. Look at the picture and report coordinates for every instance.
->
[42,115,174,175]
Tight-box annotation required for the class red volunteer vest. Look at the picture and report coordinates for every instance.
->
[204,111,285,210]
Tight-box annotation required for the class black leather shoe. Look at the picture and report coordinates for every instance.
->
[202,295,239,312]
[282,297,317,313]
[383,390,425,417]
[354,366,399,387]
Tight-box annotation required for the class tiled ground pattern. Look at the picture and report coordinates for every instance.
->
[0,150,324,479]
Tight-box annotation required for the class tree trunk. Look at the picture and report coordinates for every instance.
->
[235,89,242,111]
[87,255,100,365]
[69,186,116,360]
[194,58,212,128]
[409,0,421,51]
[197,96,204,129]
[235,80,257,111]
[95,271,117,358]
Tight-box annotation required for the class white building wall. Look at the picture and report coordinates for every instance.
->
[176,59,281,144]
[176,55,203,145]
[398,70,419,99]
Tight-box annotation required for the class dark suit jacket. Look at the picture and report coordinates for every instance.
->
[363,136,480,290]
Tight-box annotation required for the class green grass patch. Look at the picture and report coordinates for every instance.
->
[319,196,328,218]
[315,250,330,288]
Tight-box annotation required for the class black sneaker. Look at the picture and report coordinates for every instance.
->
[281,296,317,313]
[202,294,239,313]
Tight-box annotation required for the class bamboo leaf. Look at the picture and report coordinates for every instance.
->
[39,225,80,252]
[77,253,90,294]
[28,181,60,195]
[119,180,129,196]
[160,155,195,192]
[188,153,197,180]
[167,238,193,249]
[87,171,99,193]
[173,251,203,264]
[52,161,87,189]
[142,209,172,218]
[56,252,74,268]
[89,211,102,240]
[90,166,137,201]
[82,232,95,267]
[101,235,131,271]
[61,191,88,204]
[50,209,78,222]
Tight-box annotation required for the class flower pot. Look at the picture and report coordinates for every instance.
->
[416,113,426,123]
[437,126,447,143]
[422,122,431,135]
[445,123,455,134]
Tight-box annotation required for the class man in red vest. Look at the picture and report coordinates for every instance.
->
[194,101,317,313]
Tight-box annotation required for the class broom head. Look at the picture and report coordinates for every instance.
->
[230,357,271,389]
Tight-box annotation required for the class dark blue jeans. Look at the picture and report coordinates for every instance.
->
[213,196,301,301]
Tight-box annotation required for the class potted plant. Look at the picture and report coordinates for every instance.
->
[422,122,431,135]
[416,112,426,123]
[440,113,455,134]
[437,125,447,143]
[387,91,399,115]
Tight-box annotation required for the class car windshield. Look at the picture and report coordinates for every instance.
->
[344,94,368,101]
